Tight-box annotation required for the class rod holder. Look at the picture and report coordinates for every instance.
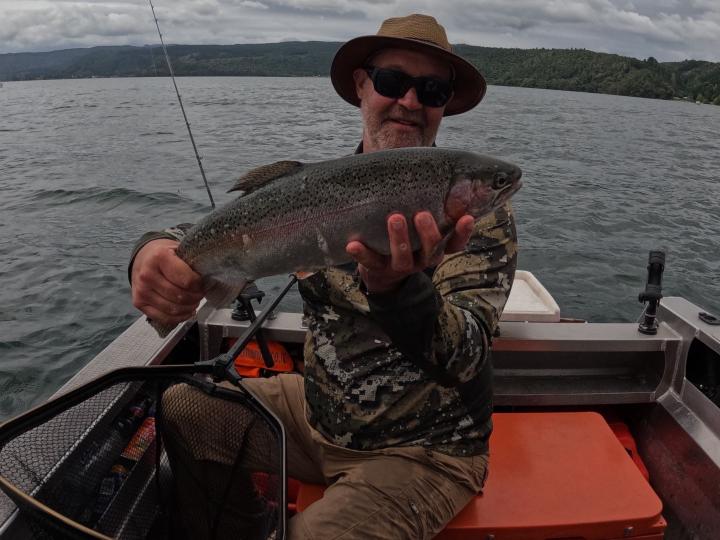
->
[638,250,665,335]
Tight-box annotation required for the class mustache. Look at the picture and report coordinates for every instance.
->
[382,107,426,127]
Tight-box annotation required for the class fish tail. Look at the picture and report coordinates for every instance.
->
[203,277,247,309]
[146,278,245,339]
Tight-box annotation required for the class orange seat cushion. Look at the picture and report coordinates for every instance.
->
[295,412,666,540]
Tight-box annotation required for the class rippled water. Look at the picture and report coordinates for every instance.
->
[1,77,718,420]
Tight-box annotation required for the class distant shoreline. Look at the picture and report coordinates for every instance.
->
[1,43,718,105]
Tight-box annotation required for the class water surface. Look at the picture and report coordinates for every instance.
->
[1,77,718,420]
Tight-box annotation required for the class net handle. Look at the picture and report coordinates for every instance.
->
[0,466,112,540]
[202,275,299,385]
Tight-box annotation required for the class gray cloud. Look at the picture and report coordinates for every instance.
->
[0,0,717,61]
[446,0,720,60]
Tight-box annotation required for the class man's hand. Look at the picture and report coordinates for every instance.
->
[131,239,204,327]
[346,212,474,294]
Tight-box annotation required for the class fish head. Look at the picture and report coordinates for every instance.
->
[445,154,522,222]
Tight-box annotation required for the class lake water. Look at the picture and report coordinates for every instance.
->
[1,77,719,421]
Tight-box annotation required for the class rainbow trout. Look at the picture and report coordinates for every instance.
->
[152,147,521,336]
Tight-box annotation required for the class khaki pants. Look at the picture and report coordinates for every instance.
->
[163,374,488,540]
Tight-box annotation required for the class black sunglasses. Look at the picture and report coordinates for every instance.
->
[363,66,453,108]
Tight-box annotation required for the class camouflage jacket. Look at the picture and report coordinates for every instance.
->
[130,201,516,456]
[298,202,516,456]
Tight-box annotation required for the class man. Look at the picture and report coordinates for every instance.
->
[130,13,517,539]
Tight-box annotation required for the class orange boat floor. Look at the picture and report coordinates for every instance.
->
[295,412,667,540]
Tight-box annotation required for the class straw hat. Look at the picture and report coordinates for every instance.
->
[330,14,486,116]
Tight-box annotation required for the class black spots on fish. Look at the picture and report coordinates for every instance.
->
[188,150,476,254]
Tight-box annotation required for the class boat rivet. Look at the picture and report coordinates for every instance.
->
[623,526,634,537]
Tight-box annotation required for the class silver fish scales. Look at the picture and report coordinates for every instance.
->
[152,147,521,336]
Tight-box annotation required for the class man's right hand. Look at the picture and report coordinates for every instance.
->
[131,239,205,327]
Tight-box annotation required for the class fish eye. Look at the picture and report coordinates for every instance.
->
[492,172,510,189]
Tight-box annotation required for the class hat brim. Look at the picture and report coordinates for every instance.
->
[330,35,486,116]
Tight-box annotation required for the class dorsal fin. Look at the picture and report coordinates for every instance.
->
[228,160,304,194]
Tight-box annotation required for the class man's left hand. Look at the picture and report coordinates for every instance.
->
[346,212,474,294]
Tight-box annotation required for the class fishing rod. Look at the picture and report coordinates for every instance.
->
[148,0,215,209]
[147,2,298,371]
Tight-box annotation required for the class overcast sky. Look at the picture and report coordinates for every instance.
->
[0,0,718,62]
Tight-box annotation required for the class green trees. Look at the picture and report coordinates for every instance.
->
[1,43,718,105]
[455,46,703,101]
[668,60,720,103]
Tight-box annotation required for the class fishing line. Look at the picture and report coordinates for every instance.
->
[148,44,158,76]
[148,0,216,209]
[146,1,298,342]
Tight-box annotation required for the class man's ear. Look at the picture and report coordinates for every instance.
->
[352,68,368,101]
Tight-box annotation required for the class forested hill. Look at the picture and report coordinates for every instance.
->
[1,42,718,104]
[455,46,720,104]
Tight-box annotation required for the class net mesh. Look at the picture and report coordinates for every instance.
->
[0,368,285,540]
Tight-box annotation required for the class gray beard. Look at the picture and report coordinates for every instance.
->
[374,127,426,149]
[365,119,436,150]
[361,104,437,151]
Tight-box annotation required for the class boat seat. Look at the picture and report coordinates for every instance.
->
[295,412,666,540]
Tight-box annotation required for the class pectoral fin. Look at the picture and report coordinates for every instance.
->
[228,160,304,194]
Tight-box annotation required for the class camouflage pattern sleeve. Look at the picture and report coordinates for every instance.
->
[431,202,517,382]
[367,202,517,385]
[127,223,195,282]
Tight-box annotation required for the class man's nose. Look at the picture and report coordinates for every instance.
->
[397,86,422,110]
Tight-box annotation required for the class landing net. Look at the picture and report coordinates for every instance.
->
[0,366,285,540]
